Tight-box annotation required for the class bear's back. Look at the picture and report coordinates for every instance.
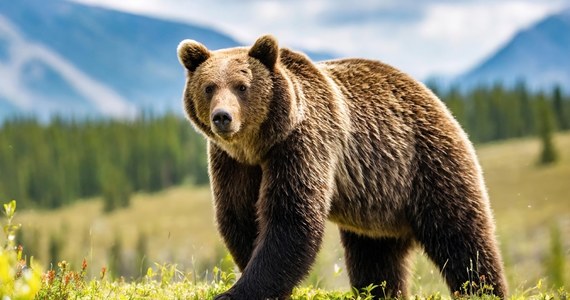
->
[316,59,418,235]
[317,59,472,237]
[317,59,434,110]
[316,58,460,147]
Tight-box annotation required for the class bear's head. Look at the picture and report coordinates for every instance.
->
[178,35,295,163]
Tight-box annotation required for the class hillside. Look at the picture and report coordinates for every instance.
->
[0,0,334,121]
[12,132,570,293]
[0,0,238,120]
[457,8,570,91]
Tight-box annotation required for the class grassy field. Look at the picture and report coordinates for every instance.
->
[12,132,570,296]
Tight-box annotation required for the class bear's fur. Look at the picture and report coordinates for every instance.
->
[177,35,507,300]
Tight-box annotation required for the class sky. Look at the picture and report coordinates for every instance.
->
[70,0,570,79]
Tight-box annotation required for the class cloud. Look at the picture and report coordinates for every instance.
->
[417,1,559,71]
[70,0,570,78]
[318,3,424,25]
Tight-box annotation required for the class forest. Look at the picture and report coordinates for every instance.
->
[0,82,569,211]
[0,113,208,211]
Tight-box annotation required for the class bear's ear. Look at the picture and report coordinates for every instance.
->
[248,35,279,70]
[177,39,210,72]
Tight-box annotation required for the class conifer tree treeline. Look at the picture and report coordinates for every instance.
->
[0,83,569,210]
[0,113,208,209]
[436,83,570,144]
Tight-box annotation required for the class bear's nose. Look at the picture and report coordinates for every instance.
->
[212,109,233,131]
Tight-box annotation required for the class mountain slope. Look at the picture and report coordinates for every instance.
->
[0,0,335,120]
[0,15,134,119]
[0,0,242,119]
[457,8,570,91]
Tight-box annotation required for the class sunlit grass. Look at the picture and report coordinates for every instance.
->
[32,260,569,300]
[9,132,570,297]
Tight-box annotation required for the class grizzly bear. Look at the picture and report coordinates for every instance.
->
[177,35,507,300]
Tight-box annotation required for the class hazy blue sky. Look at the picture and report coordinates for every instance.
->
[71,0,570,79]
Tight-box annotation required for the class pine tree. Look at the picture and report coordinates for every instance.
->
[536,94,558,165]
[101,164,132,213]
[516,81,534,136]
[445,86,467,129]
[490,83,508,140]
[552,85,568,130]
[468,87,493,143]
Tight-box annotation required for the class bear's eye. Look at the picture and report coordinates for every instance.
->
[205,85,214,94]
[238,84,247,92]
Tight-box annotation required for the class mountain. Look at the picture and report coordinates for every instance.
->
[457,8,570,91]
[0,0,240,120]
[0,0,335,121]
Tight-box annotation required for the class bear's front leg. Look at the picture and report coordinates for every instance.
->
[209,143,262,271]
[215,134,334,300]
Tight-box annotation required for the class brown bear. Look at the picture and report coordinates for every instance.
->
[177,35,507,300]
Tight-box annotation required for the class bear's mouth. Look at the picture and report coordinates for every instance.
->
[212,128,237,141]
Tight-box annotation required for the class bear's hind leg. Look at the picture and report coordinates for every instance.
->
[411,204,508,297]
[340,229,414,298]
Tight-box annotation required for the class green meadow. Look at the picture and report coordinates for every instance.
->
[6,132,569,299]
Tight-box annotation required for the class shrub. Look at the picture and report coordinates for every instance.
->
[0,200,42,299]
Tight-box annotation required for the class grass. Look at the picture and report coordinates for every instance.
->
[5,132,570,298]
[477,133,570,289]
[13,187,220,279]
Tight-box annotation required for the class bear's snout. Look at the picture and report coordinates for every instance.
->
[212,108,233,132]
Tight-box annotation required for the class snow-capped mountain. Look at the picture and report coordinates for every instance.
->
[0,15,134,120]
[457,7,570,91]
[3,0,567,121]
[0,0,242,120]
[0,0,334,121]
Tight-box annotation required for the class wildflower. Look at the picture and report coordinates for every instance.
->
[100,266,107,280]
